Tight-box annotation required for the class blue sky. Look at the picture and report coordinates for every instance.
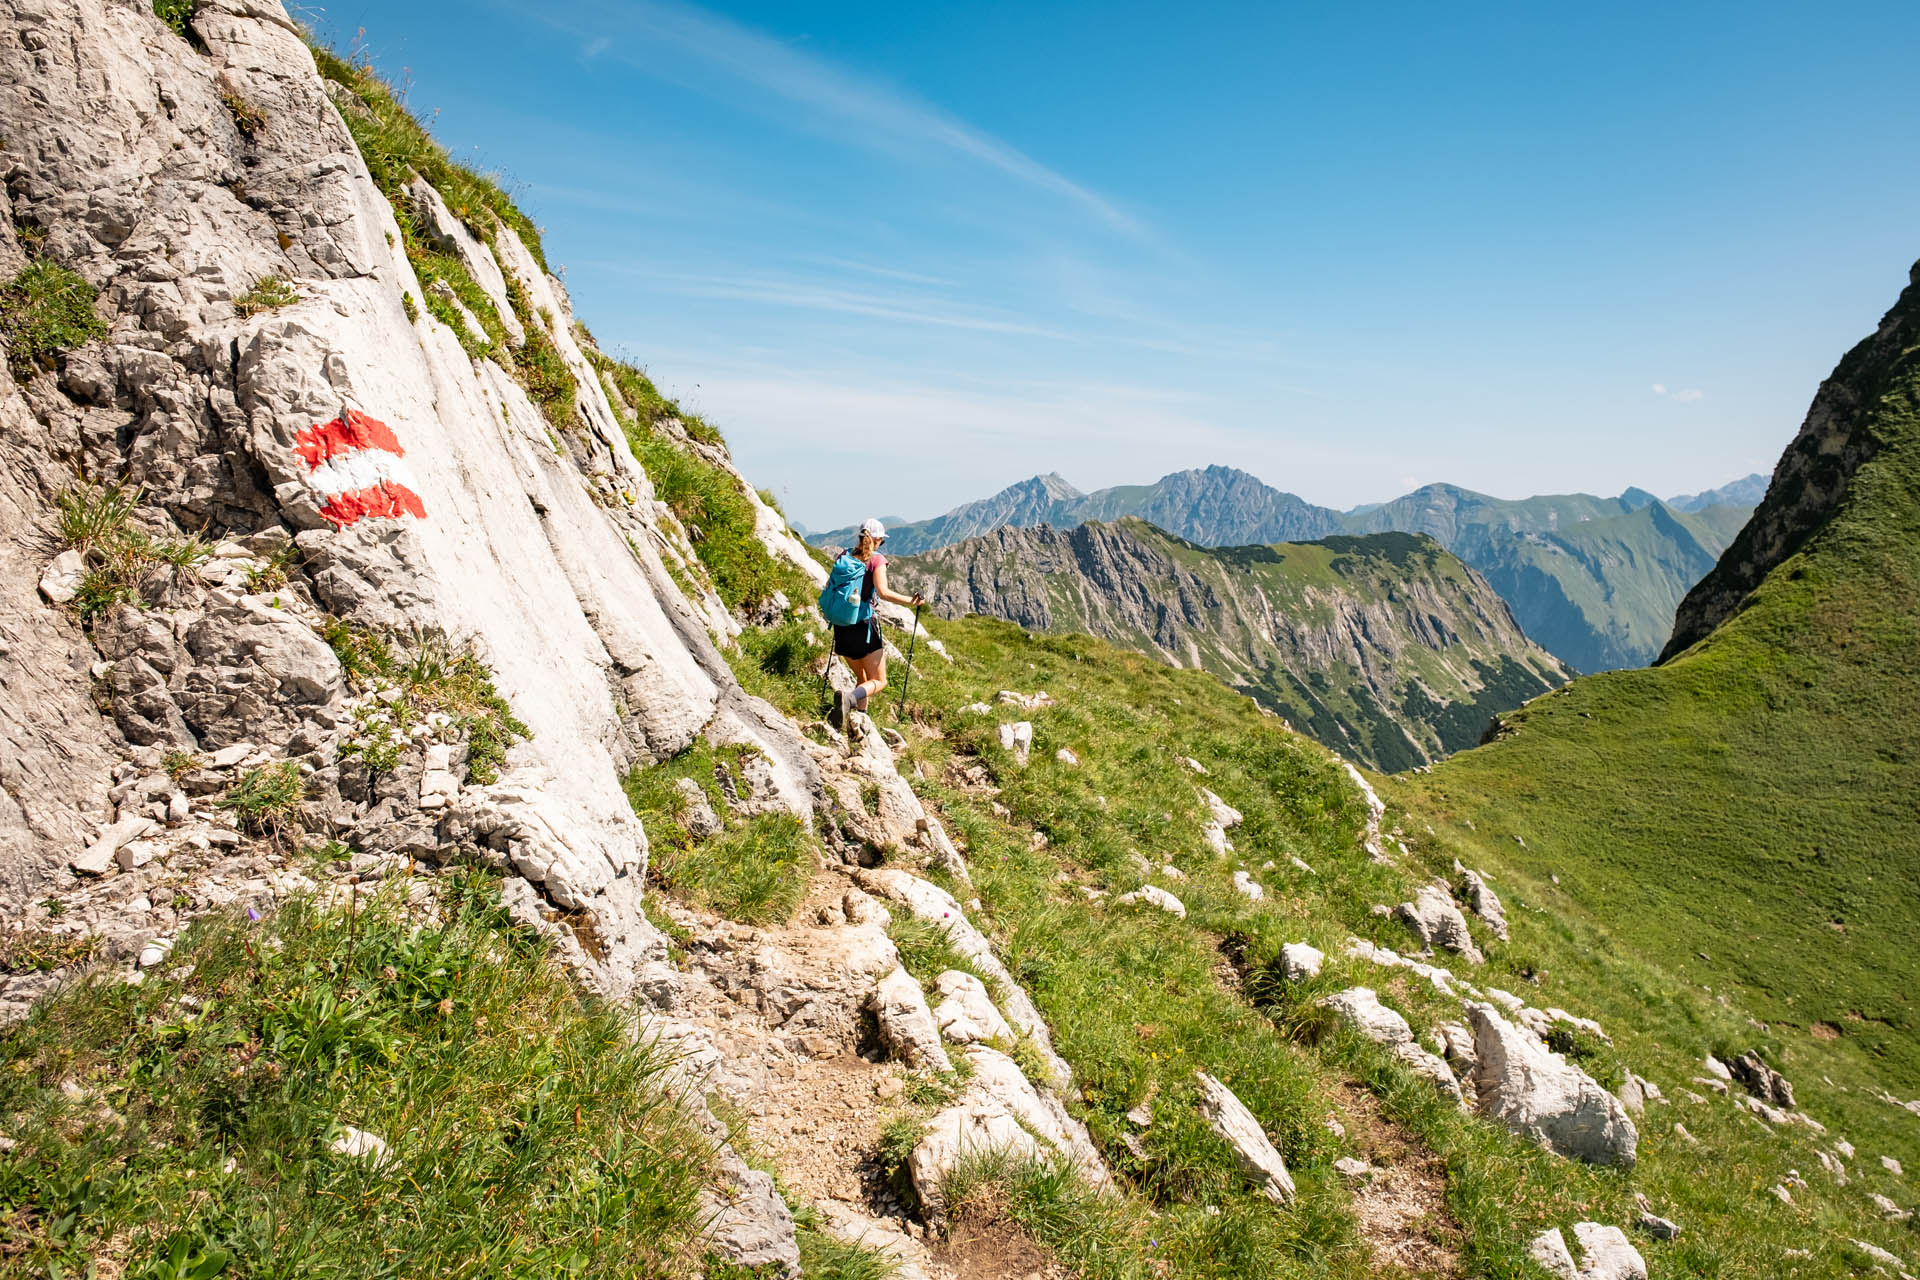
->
[308,1,1920,529]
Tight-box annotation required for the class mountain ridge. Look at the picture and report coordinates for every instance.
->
[821,468,1754,671]
[890,517,1570,771]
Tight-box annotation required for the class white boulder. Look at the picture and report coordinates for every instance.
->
[1278,942,1323,982]
[931,970,1014,1047]
[1395,882,1484,964]
[1571,1223,1647,1279]
[1115,884,1187,919]
[1319,987,1461,1102]
[1232,869,1264,902]
[1466,1004,1637,1168]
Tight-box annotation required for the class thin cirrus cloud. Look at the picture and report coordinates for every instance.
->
[489,0,1141,236]
[1652,382,1705,403]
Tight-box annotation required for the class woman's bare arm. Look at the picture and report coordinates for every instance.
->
[870,560,923,608]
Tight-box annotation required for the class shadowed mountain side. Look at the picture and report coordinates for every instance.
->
[890,518,1570,771]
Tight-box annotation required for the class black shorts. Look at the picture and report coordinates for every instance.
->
[833,619,883,660]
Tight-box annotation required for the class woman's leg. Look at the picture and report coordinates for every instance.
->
[850,650,887,711]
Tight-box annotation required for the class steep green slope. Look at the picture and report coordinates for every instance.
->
[891,518,1569,770]
[1404,258,1920,1096]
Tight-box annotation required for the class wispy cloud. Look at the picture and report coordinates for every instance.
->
[491,0,1141,235]
[1652,382,1705,403]
[580,35,610,60]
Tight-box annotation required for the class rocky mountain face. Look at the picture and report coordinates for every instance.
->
[817,468,1752,672]
[1664,267,1920,658]
[891,518,1570,771]
[810,464,1340,556]
[1666,472,1768,513]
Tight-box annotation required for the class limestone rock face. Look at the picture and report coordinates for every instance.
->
[1396,882,1485,964]
[1193,1070,1295,1204]
[1319,987,1461,1102]
[0,0,823,999]
[869,966,953,1073]
[1467,1004,1638,1168]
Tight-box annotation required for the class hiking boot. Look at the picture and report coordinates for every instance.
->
[829,687,846,729]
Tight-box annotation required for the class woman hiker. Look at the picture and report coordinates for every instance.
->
[821,518,923,725]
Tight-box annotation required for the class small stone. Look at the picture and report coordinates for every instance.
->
[1114,884,1186,919]
[137,944,166,969]
[1279,942,1324,982]
[1634,1211,1680,1240]
[1528,1228,1578,1279]
[74,815,157,876]
[166,792,190,825]
[328,1126,393,1166]
[1125,1102,1153,1128]
[1870,1192,1911,1221]
[1193,1070,1294,1204]
[1768,1184,1792,1206]
[209,743,255,769]
[1333,1156,1372,1181]
[1884,1155,1905,1176]
[1289,856,1316,874]
[1055,747,1078,766]
[39,550,86,605]
[1232,870,1264,901]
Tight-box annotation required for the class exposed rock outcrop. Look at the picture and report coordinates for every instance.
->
[1466,1004,1637,1168]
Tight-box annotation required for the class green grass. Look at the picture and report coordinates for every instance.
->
[217,760,305,838]
[323,622,529,783]
[0,878,714,1277]
[151,0,194,37]
[804,606,1920,1276]
[2,259,106,381]
[1405,265,1920,1104]
[53,480,212,619]
[234,274,297,317]
[623,740,819,924]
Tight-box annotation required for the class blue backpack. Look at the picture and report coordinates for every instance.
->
[818,552,871,626]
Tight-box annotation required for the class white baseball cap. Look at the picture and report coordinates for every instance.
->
[860,517,887,540]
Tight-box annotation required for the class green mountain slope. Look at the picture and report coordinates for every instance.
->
[1340,485,1747,672]
[1403,258,1920,1094]
[890,518,1569,771]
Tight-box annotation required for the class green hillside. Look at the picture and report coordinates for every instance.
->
[1401,260,1920,1095]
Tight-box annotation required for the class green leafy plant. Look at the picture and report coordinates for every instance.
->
[55,481,211,619]
[0,930,100,975]
[326,622,528,784]
[234,274,297,317]
[220,89,265,139]
[2,259,106,381]
[151,0,195,37]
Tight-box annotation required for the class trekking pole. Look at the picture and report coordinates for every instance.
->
[895,603,922,722]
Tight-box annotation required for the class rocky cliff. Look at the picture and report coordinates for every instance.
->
[891,518,1570,771]
[0,0,828,1004]
[1662,261,1920,659]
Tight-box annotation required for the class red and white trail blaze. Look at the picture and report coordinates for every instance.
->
[292,410,428,529]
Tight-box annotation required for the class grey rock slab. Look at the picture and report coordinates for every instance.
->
[1458,867,1509,941]
[1467,1003,1637,1168]
[1194,1070,1295,1204]
[1571,1223,1647,1279]
[1318,986,1461,1103]
[908,1102,1042,1218]
[1395,882,1484,964]
[869,966,953,1073]
[1728,1049,1795,1108]
[671,776,721,838]
[931,970,1013,1047]
[74,816,157,876]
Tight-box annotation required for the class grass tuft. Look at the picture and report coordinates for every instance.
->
[2,260,106,382]
[234,274,297,317]
[0,881,713,1276]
